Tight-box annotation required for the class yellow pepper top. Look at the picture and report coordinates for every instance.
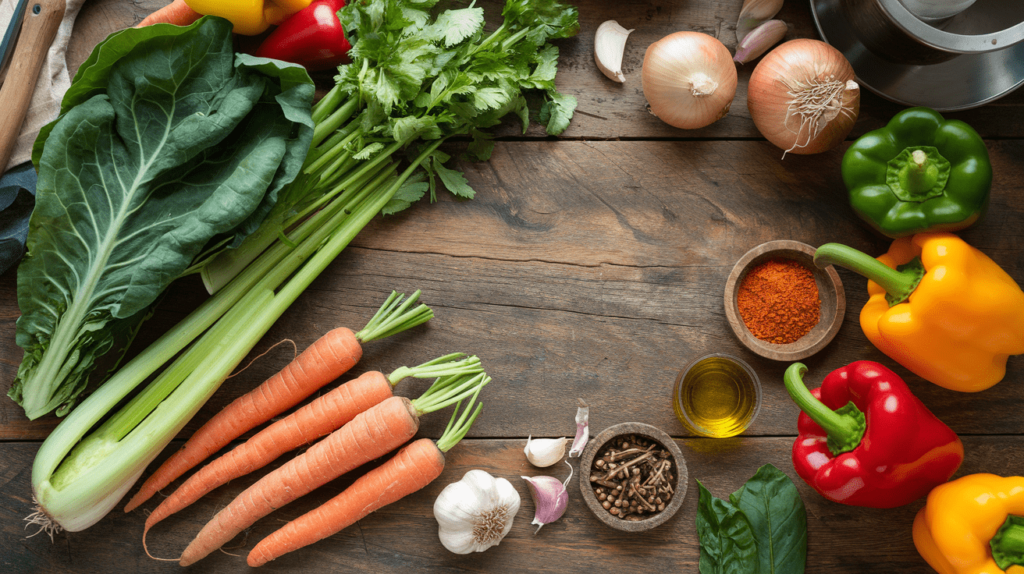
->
[914,474,1024,574]
[185,0,313,35]
[815,232,1024,392]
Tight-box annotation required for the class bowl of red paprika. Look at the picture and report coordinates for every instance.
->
[724,240,845,361]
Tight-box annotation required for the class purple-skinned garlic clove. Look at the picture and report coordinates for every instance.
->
[522,461,573,533]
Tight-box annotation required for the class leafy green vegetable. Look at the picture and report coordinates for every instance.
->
[12,17,314,419]
[697,465,807,574]
[730,465,808,574]
[697,481,759,574]
[31,0,578,534]
[199,0,580,292]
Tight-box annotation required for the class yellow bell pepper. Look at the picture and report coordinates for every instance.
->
[914,474,1024,574]
[185,0,312,35]
[814,232,1024,392]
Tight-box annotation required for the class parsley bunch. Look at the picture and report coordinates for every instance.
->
[200,0,578,291]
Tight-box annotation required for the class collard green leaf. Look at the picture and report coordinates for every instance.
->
[729,465,808,574]
[12,17,314,419]
[697,481,759,574]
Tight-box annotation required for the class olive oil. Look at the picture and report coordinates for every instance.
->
[674,355,761,438]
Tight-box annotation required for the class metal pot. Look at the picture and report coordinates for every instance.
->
[812,0,1024,110]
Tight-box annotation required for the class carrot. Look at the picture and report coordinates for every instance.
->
[178,372,490,566]
[248,396,483,567]
[143,354,481,532]
[126,291,433,513]
[136,0,202,27]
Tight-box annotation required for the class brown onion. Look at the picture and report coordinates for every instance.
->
[747,39,860,155]
[642,32,738,130]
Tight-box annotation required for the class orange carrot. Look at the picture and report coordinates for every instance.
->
[125,328,361,512]
[143,355,480,532]
[247,397,483,567]
[126,291,433,513]
[137,0,202,27]
[250,438,445,567]
[177,373,489,566]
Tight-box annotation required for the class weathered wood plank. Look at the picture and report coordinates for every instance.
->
[3,436,1021,573]
[65,0,1024,140]
[2,140,1023,440]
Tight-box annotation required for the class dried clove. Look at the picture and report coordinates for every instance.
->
[590,436,674,520]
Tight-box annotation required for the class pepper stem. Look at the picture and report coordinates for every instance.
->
[992,516,1024,570]
[784,363,866,456]
[814,243,924,306]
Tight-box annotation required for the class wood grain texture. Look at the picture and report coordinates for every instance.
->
[4,436,1024,573]
[2,140,1024,440]
[64,0,1024,139]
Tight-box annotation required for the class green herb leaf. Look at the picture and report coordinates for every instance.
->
[382,176,429,215]
[354,142,386,160]
[697,481,759,574]
[465,129,495,162]
[540,91,577,136]
[729,465,808,574]
[427,7,485,47]
[433,157,476,199]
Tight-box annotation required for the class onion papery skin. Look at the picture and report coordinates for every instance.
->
[642,32,738,130]
[748,39,860,155]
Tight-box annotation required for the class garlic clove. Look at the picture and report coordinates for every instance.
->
[737,0,784,42]
[594,20,634,83]
[734,20,788,65]
[522,462,573,533]
[568,399,589,458]
[524,435,567,467]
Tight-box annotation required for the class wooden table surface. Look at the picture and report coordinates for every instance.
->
[4,0,1024,572]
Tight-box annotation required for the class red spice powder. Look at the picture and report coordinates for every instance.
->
[737,258,821,344]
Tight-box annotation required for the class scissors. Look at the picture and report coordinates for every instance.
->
[0,0,66,170]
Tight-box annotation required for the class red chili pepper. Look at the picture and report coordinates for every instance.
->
[255,0,351,72]
[785,361,963,508]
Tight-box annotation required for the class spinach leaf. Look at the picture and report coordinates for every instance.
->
[729,464,808,574]
[697,481,759,574]
[11,17,314,419]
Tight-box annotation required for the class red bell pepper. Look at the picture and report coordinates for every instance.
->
[784,361,963,508]
[255,0,351,72]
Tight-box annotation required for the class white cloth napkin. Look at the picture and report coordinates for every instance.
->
[1,0,86,171]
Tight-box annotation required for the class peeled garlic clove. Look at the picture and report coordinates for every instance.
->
[522,462,573,533]
[595,20,634,83]
[737,0,784,42]
[524,436,567,467]
[568,399,589,458]
[734,20,788,64]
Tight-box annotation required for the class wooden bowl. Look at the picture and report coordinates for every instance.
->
[579,423,688,532]
[724,240,845,361]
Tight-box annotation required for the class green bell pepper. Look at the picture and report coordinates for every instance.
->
[843,107,991,238]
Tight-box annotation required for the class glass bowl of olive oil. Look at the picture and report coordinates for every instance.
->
[673,354,761,438]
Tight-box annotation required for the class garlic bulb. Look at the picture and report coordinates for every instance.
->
[595,21,634,83]
[434,470,521,554]
[524,436,567,467]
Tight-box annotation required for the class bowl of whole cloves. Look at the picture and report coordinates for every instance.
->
[579,422,688,532]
